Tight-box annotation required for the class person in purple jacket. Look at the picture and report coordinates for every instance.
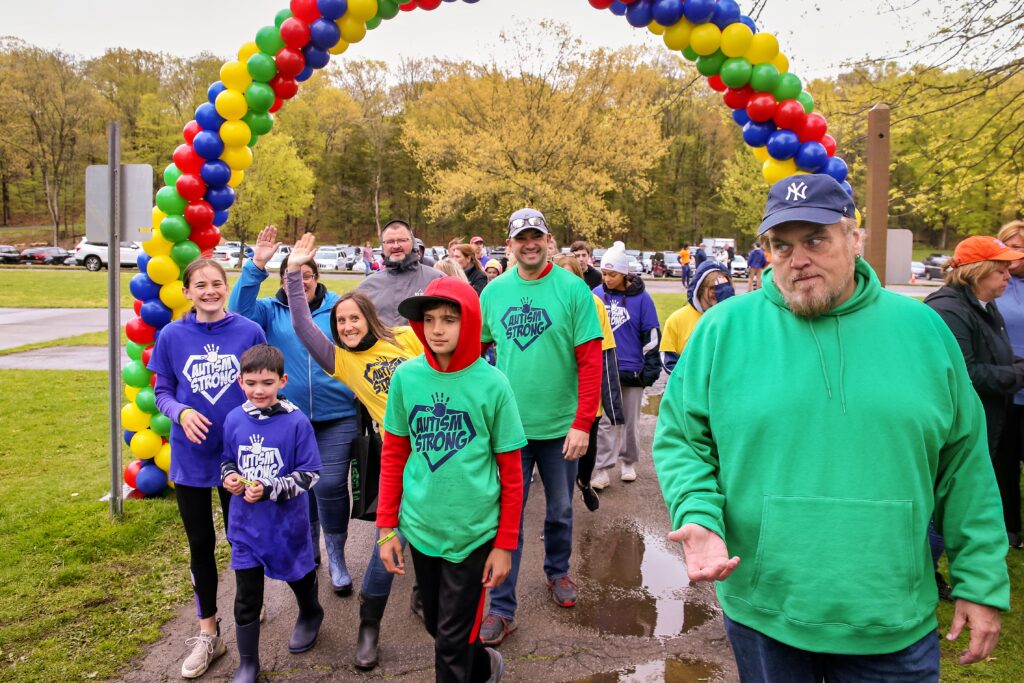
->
[590,242,661,490]
[149,259,267,679]
[747,241,768,292]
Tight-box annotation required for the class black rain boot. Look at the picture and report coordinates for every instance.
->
[288,572,324,654]
[232,620,260,683]
[354,593,388,670]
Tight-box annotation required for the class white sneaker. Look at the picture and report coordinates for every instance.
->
[620,463,637,482]
[181,629,226,679]
[590,469,611,490]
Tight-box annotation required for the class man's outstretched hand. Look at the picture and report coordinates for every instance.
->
[668,523,740,582]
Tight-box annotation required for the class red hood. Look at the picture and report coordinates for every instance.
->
[409,278,482,373]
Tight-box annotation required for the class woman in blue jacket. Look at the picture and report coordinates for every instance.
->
[228,225,358,596]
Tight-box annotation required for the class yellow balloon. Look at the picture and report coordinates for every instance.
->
[339,15,367,44]
[215,89,248,121]
[762,158,799,185]
[346,0,378,22]
[228,170,245,188]
[720,23,753,58]
[746,33,780,65]
[662,19,693,51]
[221,145,254,171]
[159,280,188,309]
[168,480,175,489]
[125,385,140,402]
[237,41,259,63]
[219,120,251,148]
[689,23,722,56]
[122,402,151,432]
[155,443,171,473]
[752,146,770,163]
[329,38,350,56]
[648,22,665,36]
[855,207,863,228]
[151,207,167,232]
[220,60,252,91]
[173,304,193,320]
[148,255,180,285]
[131,428,163,460]
[143,228,173,258]
[772,52,790,74]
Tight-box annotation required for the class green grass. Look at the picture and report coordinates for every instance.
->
[0,330,128,357]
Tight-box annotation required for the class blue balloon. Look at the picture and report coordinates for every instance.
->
[135,464,168,496]
[303,45,331,70]
[207,81,227,105]
[742,120,776,147]
[140,300,173,328]
[137,252,151,273]
[732,109,751,126]
[309,18,341,50]
[651,0,684,26]
[192,130,225,161]
[766,129,801,160]
[712,0,742,30]
[296,65,315,82]
[841,180,853,197]
[124,430,135,447]
[317,0,347,20]
[626,0,654,27]
[740,15,758,33]
[682,0,716,24]
[795,141,829,172]
[213,209,230,227]
[609,1,628,17]
[206,186,236,212]
[825,156,849,183]
[200,160,232,189]
[129,272,161,301]
[195,102,224,132]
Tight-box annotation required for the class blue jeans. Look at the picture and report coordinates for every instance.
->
[361,529,408,598]
[724,616,939,682]
[927,518,945,569]
[488,437,577,620]
[310,416,358,535]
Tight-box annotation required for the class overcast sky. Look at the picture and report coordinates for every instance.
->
[5,0,941,79]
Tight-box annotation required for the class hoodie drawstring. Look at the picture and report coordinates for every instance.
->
[807,317,849,415]
[808,322,833,401]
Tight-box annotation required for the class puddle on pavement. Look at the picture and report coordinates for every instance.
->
[641,393,662,417]
[570,656,721,683]
[572,524,715,638]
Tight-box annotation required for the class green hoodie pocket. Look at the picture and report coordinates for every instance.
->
[749,495,917,629]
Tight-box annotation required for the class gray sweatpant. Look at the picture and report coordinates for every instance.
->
[595,385,644,470]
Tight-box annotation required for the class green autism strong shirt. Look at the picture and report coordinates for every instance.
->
[383,356,527,562]
[480,265,603,439]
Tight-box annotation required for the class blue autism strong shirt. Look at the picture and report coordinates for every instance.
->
[148,312,266,487]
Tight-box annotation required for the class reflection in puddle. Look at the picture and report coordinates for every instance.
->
[573,525,715,638]
[641,393,662,416]
[570,656,721,682]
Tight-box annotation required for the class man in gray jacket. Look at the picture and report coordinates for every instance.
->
[357,220,443,326]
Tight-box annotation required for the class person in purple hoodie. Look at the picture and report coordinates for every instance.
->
[590,242,661,490]
[149,259,267,679]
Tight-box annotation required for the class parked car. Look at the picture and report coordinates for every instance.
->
[265,245,292,272]
[625,254,643,276]
[640,251,655,274]
[21,246,72,265]
[923,253,950,280]
[651,251,683,278]
[0,245,21,264]
[314,247,341,271]
[911,261,926,280]
[730,255,748,279]
[212,246,241,267]
[72,238,143,271]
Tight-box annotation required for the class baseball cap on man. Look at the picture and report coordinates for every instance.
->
[950,236,1024,268]
[757,174,856,236]
[508,208,550,238]
[470,236,485,244]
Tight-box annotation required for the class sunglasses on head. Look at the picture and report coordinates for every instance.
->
[509,216,547,230]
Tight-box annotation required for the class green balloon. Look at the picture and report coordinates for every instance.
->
[150,412,172,438]
[773,73,803,102]
[378,0,400,20]
[170,240,201,268]
[367,15,383,30]
[126,341,144,361]
[160,215,191,243]
[797,91,815,114]
[155,186,188,216]
[719,57,752,89]
[696,51,727,77]
[123,360,152,389]
[749,63,780,93]
[681,46,699,62]
[245,82,276,114]
[247,52,277,83]
[135,387,159,414]
[248,132,261,147]
[163,163,182,187]
[255,26,285,55]
[274,9,292,29]
[243,111,274,136]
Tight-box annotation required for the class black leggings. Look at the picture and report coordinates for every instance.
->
[577,418,601,488]
[234,567,319,626]
[175,484,232,620]
[994,404,1023,535]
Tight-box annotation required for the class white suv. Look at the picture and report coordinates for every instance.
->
[73,238,143,271]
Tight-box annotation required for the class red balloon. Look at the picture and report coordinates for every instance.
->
[133,299,142,315]
[707,75,727,92]
[175,174,207,202]
[798,113,828,143]
[184,201,215,230]
[399,2,417,11]
[419,0,442,8]
[276,47,306,78]
[183,120,202,144]
[142,345,154,367]
[150,372,158,388]
[269,97,284,114]
[746,93,778,123]
[270,76,299,100]
[191,225,222,252]
[821,134,837,157]
[172,144,203,175]
[126,316,156,345]
[588,0,615,7]
[280,17,311,49]
[290,0,320,23]
[773,100,806,132]
[722,85,753,110]
[124,459,143,489]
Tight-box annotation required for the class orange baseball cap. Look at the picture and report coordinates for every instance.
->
[950,236,1024,268]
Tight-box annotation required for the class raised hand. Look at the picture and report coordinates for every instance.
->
[252,225,281,270]
[288,233,317,272]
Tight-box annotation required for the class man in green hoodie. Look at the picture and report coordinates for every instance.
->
[653,174,1010,680]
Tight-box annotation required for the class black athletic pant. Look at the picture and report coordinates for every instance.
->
[994,404,1023,535]
[234,566,319,626]
[577,418,601,489]
[409,540,493,683]
[175,484,232,619]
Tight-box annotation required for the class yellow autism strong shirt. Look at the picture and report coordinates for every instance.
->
[332,327,423,424]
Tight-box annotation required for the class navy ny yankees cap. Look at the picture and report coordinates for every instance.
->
[758,174,856,236]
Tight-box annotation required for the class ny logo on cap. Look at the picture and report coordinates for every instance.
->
[786,181,808,202]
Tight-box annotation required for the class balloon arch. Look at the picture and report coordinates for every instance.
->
[119,0,852,495]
